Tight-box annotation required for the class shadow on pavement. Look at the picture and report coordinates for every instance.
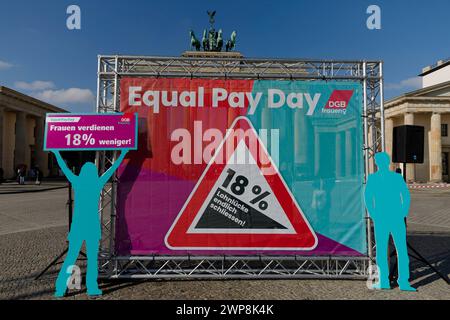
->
[3,232,449,299]
[7,288,56,300]
[407,231,450,288]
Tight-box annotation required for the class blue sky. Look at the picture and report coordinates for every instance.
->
[1,0,450,112]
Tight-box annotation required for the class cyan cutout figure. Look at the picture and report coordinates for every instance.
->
[364,152,416,291]
[53,150,128,297]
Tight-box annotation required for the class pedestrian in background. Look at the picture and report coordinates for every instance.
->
[34,166,42,185]
[17,167,25,185]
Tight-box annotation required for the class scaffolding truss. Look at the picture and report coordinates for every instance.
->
[96,54,384,279]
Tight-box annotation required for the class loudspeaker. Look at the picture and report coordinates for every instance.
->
[392,125,424,163]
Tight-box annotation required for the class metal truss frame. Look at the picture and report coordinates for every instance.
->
[96,55,384,279]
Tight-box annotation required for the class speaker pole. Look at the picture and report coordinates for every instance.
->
[68,181,73,228]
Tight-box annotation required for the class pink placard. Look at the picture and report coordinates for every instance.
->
[44,113,138,150]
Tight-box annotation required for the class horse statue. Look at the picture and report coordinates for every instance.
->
[217,29,224,51]
[207,29,216,52]
[201,29,208,51]
[226,31,237,52]
[189,30,201,51]
[190,11,238,52]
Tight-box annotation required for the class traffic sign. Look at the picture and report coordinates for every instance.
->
[165,116,317,250]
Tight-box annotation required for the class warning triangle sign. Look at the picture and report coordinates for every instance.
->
[165,116,317,251]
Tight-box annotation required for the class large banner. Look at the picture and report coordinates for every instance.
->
[117,78,366,256]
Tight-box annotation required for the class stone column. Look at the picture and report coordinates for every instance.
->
[314,130,320,176]
[385,117,394,170]
[345,129,353,176]
[404,112,415,181]
[14,112,28,170]
[0,107,4,169]
[294,109,307,165]
[429,112,442,182]
[336,132,342,177]
[35,117,48,177]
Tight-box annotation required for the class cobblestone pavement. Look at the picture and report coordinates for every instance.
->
[0,189,449,300]
[408,189,450,232]
[0,181,68,195]
[0,189,68,235]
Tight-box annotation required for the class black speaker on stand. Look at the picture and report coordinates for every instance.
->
[392,125,424,181]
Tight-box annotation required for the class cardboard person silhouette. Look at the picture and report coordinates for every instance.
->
[53,150,128,297]
[364,152,416,291]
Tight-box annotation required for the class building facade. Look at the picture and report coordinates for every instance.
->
[0,86,66,179]
[385,60,450,183]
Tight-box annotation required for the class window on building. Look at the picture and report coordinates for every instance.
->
[442,152,449,176]
[441,124,448,137]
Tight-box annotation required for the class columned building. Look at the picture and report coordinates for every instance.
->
[385,60,450,183]
[0,86,66,179]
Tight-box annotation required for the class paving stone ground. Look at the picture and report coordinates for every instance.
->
[0,181,68,195]
[0,188,449,300]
